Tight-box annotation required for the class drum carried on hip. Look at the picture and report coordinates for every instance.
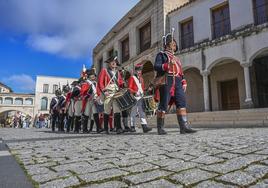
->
[143,95,157,114]
[113,89,137,111]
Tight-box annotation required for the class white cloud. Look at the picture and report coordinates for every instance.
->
[3,74,36,93]
[0,0,139,59]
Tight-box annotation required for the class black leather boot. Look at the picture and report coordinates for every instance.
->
[130,126,136,132]
[157,111,167,135]
[177,108,197,134]
[141,124,152,133]
[74,116,81,133]
[93,113,103,133]
[122,117,130,132]
[103,113,110,134]
[66,116,72,132]
[82,114,89,133]
[51,114,57,132]
[114,113,123,134]
[88,119,94,132]
[70,116,74,131]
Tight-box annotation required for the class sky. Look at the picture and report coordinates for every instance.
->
[0,0,139,93]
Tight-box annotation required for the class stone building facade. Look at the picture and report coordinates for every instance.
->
[93,0,268,113]
[93,0,189,88]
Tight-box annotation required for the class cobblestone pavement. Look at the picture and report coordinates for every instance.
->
[1,128,268,187]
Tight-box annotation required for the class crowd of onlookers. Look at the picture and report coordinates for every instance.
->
[0,113,51,129]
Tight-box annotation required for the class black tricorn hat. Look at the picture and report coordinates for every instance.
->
[105,50,120,65]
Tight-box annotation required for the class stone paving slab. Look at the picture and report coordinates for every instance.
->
[244,164,268,178]
[79,168,129,183]
[131,179,181,188]
[83,181,128,188]
[39,176,80,188]
[123,170,171,185]
[121,162,159,173]
[194,181,236,188]
[249,179,268,188]
[170,169,218,186]
[216,171,257,186]
[2,127,268,187]
[163,161,199,172]
[31,171,72,184]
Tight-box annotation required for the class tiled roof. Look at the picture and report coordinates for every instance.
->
[168,0,198,16]
[0,82,13,92]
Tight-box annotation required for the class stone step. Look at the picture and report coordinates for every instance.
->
[146,108,268,128]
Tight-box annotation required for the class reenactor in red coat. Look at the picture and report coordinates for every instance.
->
[97,53,124,134]
[128,63,152,133]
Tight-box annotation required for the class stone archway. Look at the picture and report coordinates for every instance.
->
[184,68,204,112]
[209,59,245,111]
[141,61,154,88]
[250,48,268,108]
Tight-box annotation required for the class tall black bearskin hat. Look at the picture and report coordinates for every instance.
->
[55,88,62,96]
[86,69,96,77]
[163,29,178,52]
[62,84,71,93]
[105,50,120,65]
[71,81,79,86]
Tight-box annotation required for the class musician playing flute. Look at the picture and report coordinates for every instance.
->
[154,30,197,135]
[97,52,124,134]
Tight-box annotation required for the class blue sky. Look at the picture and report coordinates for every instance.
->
[0,0,139,93]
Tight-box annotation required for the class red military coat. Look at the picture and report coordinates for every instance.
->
[128,75,145,94]
[80,81,93,112]
[97,68,124,96]
[161,50,187,87]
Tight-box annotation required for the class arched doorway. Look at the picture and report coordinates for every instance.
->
[184,68,204,112]
[142,61,154,88]
[208,59,244,111]
[250,49,268,108]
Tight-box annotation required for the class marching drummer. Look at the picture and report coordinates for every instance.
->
[128,63,152,133]
[97,51,124,134]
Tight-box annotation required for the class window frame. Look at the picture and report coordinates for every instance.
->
[139,21,151,53]
[121,36,130,63]
[211,2,231,39]
[43,84,49,93]
[180,17,194,49]
[253,0,268,25]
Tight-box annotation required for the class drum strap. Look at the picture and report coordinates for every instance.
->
[133,75,143,96]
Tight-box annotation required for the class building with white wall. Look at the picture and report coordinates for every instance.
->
[93,0,268,113]
[169,0,268,112]
[34,75,77,116]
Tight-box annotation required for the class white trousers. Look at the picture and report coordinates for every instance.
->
[84,99,97,120]
[130,98,147,127]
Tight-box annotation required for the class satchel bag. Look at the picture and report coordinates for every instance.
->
[152,74,166,88]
